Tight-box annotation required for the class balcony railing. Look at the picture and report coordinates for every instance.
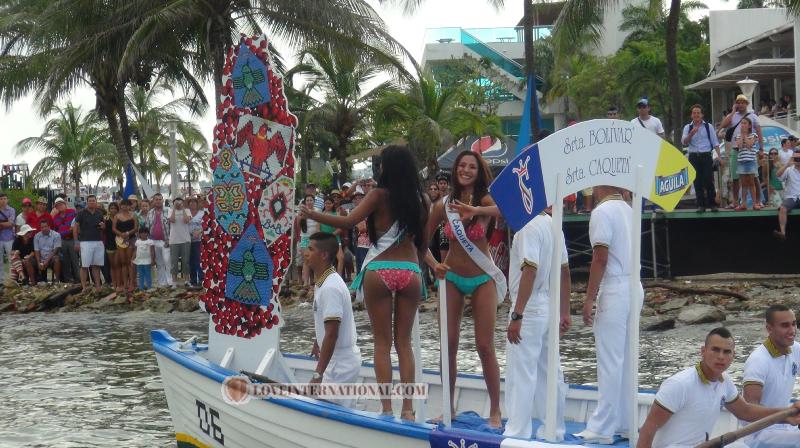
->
[424,26,552,45]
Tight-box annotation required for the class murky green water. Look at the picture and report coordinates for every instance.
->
[0,308,775,447]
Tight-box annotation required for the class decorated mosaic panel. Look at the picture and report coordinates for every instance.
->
[200,35,298,339]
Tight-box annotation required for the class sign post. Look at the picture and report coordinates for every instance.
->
[490,119,695,443]
[438,280,452,427]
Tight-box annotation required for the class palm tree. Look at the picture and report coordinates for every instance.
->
[124,0,411,109]
[554,0,687,145]
[15,103,113,202]
[174,123,211,196]
[0,0,206,176]
[294,46,394,180]
[125,79,207,183]
[374,71,503,175]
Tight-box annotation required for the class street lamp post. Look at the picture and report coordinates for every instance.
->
[737,77,759,113]
[168,121,179,199]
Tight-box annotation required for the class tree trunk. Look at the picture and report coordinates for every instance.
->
[117,82,135,164]
[665,0,683,146]
[523,0,540,140]
[337,141,350,182]
[99,98,132,173]
[208,18,232,113]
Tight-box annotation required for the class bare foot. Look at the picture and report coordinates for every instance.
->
[379,410,393,417]
[427,409,457,424]
[400,410,415,421]
[488,412,502,429]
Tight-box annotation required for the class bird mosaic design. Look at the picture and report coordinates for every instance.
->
[233,63,266,107]
[227,249,269,304]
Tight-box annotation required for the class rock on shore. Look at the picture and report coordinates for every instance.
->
[0,281,201,314]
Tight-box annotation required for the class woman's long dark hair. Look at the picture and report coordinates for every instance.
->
[368,145,428,249]
[449,151,493,208]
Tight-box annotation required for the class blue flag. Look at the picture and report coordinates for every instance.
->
[123,163,137,199]
[489,144,547,231]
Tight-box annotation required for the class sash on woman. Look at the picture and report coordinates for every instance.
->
[443,196,507,304]
[349,221,401,302]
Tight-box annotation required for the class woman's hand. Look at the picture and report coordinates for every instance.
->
[433,262,450,280]
[449,200,478,221]
[299,205,315,219]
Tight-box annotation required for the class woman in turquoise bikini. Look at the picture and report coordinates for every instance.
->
[300,145,428,420]
[294,194,319,286]
[425,150,503,428]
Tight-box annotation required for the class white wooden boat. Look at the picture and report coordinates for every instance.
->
[152,328,745,448]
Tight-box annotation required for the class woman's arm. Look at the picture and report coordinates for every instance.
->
[301,189,381,229]
[112,216,122,236]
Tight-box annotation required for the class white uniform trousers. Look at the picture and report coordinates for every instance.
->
[323,346,362,408]
[503,306,567,441]
[746,426,800,448]
[585,279,643,437]
[152,240,173,287]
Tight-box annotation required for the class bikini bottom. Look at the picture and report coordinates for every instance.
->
[351,260,424,297]
[445,271,492,296]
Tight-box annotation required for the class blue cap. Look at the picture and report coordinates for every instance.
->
[637,98,649,107]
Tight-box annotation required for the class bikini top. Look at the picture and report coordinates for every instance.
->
[443,221,487,241]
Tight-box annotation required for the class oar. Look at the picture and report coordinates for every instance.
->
[694,407,799,448]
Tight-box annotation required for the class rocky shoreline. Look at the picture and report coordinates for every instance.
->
[3,277,799,329]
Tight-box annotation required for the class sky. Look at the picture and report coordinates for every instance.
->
[0,0,736,186]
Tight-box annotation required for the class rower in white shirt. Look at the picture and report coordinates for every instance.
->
[305,232,362,408]
[743,304,800,448]
[637,327,800,448]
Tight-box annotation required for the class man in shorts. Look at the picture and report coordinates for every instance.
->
[774,150,800,239]
[73,195,105,289]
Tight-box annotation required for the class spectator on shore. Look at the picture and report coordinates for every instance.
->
[735,117,763,210]
[127,195,139,214]
[773,150,800,240]
[145,193,172,287]
[104,202,121,290]
[15,198,31,232]
[187,197,204,287]
[0,192,16,285]
[26,196,54,235]
[136,198,150,229]
[305,183,324,211]
[113,199,138,294]
[631,98,665,139]
[73,195,105,290]
[33,220,61,285]
[168,197,191,287]
[779,138,795,167]
[606,106,619,120]
[763,149,784,207]
[436,173,450,199]
[133,227,155,291]
[10,224,35,285]
[682,104,721,212]
[52,197,79,283]
[718,95,764,209]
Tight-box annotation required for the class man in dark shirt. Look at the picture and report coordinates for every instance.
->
[73,195,105,289]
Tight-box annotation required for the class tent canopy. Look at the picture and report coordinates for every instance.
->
[437,136,516,173]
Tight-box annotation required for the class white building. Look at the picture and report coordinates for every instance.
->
[686,8,798,128]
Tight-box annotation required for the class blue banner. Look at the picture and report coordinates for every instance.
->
[123,163,137,199]
[489,144,547,231]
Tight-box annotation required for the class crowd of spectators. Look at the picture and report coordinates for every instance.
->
[0,192,206,298]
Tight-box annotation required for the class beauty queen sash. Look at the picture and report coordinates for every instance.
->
[444,196,507,304]
[350,221,401,303]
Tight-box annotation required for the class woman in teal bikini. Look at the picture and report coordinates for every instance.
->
[425,150,503,428]
[300,145,428,420]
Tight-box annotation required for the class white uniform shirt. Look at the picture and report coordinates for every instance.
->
[652,365,739,448]
[779,166,800,199]
[589,196,632,280]
[742,340,800,433]
[508,213,568,313]
[632,115,665,136]
[313,268,358,354]
[779,148,794,167]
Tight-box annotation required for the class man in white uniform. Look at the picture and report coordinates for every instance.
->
[637,327,800,448]
[631,99,665,139]
[305,232,361,408]
[743,305,800,448]
[504,210,572,441]
[578,185,644,444]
